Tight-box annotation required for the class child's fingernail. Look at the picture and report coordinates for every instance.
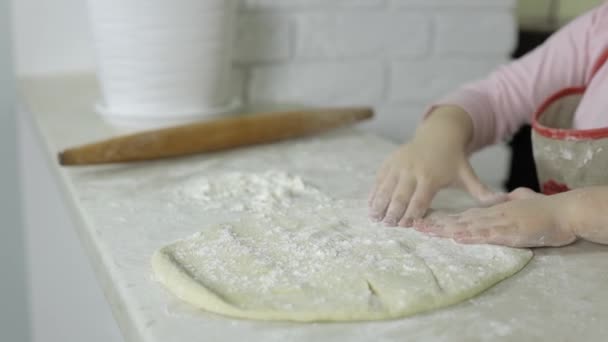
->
[399,218,413,227]
[384,219,397,227]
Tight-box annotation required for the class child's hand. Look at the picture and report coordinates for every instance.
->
[369,106,505,227]
[413,188,578,248]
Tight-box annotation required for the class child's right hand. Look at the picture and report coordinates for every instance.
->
[368,106,506,227]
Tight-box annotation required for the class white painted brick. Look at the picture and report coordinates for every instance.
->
[361,103,427,142]
[389,59,502,102]
[230,68,247,102]
[240,0,385,11]
[295,12,430,59]
[234,15,292,63]
[435,11,517,56]
[248,62,384,105]
[390,0,514,8]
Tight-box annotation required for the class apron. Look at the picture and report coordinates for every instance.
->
[531,51,608,195]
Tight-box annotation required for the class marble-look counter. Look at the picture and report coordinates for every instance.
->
[19,74,608,342]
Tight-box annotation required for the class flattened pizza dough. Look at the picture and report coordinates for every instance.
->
[152,215,531,322]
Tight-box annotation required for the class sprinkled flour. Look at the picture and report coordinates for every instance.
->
[171,170,331,213]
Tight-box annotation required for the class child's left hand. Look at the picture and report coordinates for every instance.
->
[413,188,578,248]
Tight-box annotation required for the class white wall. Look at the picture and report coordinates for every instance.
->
[1,0,30,341]
[11,0,516,139]
[12,0,513,185]
[11,0,96,74]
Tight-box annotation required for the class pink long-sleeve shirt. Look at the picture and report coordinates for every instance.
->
[436,3,608,151]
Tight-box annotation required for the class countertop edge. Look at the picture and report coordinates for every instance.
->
[17,84,149,342]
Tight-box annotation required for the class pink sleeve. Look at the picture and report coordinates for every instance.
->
[433,5,603,152]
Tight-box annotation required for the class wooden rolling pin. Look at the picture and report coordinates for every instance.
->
[58,107,373,166]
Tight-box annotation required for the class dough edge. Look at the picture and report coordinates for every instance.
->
[151,245,533,322]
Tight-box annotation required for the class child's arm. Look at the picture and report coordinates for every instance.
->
[413,186,608,247]
[567,186,608,245]
[369,105,500,226]
[370,5,605,226]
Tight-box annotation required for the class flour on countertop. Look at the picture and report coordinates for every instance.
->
[171,170,331,213]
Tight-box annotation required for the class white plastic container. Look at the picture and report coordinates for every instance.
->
[86,0,239,127]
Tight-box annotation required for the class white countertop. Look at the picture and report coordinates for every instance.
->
[19,73,608,342]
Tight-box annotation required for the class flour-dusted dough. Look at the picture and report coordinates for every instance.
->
[152,216,532,322]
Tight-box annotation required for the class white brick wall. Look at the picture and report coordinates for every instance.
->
[12,0,517,143]
[233,0,517,142]
[249,62,385,106]
[11,0,516,184]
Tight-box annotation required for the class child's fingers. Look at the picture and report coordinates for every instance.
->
[368,162,392,205]
[369,171,399,221]
[458,162,505,205]
[459,226,520,247]
[383,178,416,226]
[414,215,468,238]
[400,181,438,226]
